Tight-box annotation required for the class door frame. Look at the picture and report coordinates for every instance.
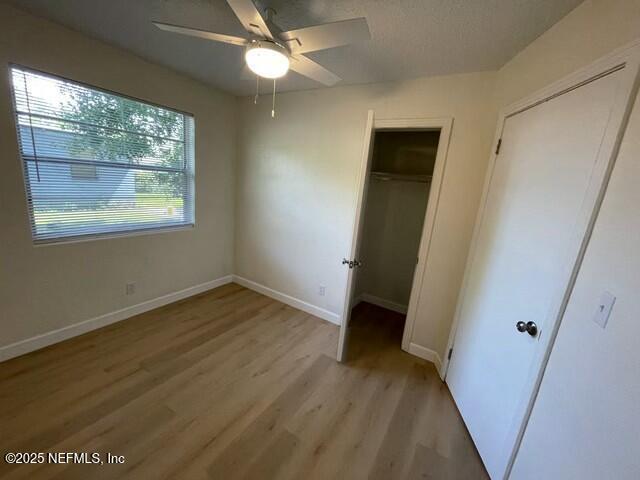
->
[337,113,453,364]
[443,39,640,478]
[393,117,452,372]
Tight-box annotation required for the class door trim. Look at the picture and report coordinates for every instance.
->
[443,39,640,478]
[392,117,453,377]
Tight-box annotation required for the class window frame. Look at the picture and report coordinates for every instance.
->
[8,64,196,246]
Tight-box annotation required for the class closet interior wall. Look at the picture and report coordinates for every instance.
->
[354,130,440,314]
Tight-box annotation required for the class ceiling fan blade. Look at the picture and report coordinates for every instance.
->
[153,22,249,46]
[280,18,370,54]
[289,55,340,86]
[226,0,274,40]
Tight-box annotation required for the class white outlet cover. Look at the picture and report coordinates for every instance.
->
[592,291,616,329]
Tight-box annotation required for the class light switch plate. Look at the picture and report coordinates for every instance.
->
[592,291,616,329]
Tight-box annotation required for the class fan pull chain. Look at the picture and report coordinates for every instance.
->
[271,78,276,118]
[254,75,259,104]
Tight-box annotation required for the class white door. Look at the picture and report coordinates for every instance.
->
[446,68,630,478]
[337,110,374,362]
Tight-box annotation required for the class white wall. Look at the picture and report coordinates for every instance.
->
[0,4,236,349]
[494,0,640,478]
[235,72,497,361]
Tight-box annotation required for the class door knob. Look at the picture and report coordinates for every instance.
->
[516,321,538,337]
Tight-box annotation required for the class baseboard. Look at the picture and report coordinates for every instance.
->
[358,293,408,315]
[0,275,233,363]
[408,342,444,380]
[232,275,341,326]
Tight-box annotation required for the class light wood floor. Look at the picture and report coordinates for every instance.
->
[0,283,487,479]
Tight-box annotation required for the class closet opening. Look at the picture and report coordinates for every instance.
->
[348,128,441,357]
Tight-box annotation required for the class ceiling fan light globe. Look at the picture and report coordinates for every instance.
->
[245,42,290,79]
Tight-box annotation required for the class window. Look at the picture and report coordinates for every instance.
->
[10,66,195,244]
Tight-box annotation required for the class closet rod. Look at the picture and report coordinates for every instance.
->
[370,171,432,183]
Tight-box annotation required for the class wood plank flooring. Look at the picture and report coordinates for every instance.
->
[0,283,487,479]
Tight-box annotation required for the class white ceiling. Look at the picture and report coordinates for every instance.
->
[9,0,583,96]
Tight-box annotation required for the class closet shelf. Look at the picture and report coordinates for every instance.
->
[370,171,432,183]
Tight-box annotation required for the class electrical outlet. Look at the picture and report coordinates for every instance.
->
[318,285,326,297]
[126,283,136,296]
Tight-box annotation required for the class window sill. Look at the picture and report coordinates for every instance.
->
[33,224,195,247]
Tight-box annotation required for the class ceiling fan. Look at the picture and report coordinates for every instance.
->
[152,0,370,90]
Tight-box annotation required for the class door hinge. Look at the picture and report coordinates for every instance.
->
[342,258,362,269]
[448,348,453,360]
[495,138,502,155]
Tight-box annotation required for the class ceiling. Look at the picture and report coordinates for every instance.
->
[8,0,583,96]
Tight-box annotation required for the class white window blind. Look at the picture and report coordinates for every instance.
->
[10,66,195,244]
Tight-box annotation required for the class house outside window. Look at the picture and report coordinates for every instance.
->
[10,65,195,244]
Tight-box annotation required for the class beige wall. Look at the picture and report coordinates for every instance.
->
[0,4,236,348]
[492,0,640,477]
[236,71,497,360]
[495,0,640,107]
